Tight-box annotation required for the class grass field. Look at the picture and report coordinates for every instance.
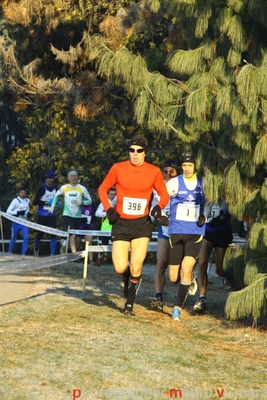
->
[1,260,267,400]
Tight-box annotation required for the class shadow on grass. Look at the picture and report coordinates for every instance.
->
[2,260,266,329]
[0,261,126,314]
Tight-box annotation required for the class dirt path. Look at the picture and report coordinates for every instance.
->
[0,254,40,306]
[0,273,40,305]
[0,252,227,312]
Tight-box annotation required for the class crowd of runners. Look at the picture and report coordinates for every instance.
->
[5,135,237,321]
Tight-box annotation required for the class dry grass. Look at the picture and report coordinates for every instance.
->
[1,261,267,400]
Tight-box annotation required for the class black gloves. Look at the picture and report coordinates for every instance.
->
[151,205,169,226]
[208,212,231,228]
[107,207,120,225]
[151,205,161,219]
[197,214,206,227]
[158,215,169,226]
[17,210,25,216]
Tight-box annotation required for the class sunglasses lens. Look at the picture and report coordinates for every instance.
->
[129,148,144,153]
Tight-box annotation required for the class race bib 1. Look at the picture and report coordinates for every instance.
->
[176,203,199,222]
[123,197,147,215]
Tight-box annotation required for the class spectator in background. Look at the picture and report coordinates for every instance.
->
[49,169,92,253]
[33,170,61,257]
[95,187,117,266]
[6,187,30,256]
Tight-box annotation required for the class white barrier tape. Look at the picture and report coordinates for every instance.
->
[68,229,111,236]
[0,211,69,237]
[1,211,160,239]
[0,251,84,274]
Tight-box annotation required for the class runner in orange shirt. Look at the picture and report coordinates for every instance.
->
[98,135,169,316]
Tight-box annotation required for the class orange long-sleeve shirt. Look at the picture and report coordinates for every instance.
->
[98,160,169,219]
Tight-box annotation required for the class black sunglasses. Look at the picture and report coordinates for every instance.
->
[163,169,176,174]
[128,148,145,153]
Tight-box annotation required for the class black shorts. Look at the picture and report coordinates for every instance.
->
[204,230,233,249]
[169,234,203,265]
[36,215,57,229]
[36,215,57,238]
[111,215,153,242]
[62,216,82,232]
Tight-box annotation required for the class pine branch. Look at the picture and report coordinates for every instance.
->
[244,258,267,286]
[253,133,267,165]
[167,47,206,76]
[222,163,244,217]
[225,273,267,323]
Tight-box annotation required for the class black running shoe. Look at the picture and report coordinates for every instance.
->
[193,298,208,313]
[150,297,164,312]
[124,303,135,316]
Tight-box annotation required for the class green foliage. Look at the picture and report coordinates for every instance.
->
[217,132,231,158]
[230,97,250,128]
[225,273,267,322]
[210,57,232,85]
[260,97,267,124]
[236,65,258,111]
[167,47,206,76]
[244,258,267,286]
[227,14,247,53]
[202,169,223,202]
[185,86,210,121]
[260,178,267,201]
[226,48,241,68]
[253,134,267,165]
[6,104,143,194]
[150,0,161,13]
[202,169,215,202]
[195,3,212,39]
[244,222,267,263]
[223,245,245,289]
[231,127,251,152]
[217,6,233,35]
[247,222,264,251]
[256,66,267,96]
[244,191,267,222]
[212,86,234,130]
[222,163,244,217]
